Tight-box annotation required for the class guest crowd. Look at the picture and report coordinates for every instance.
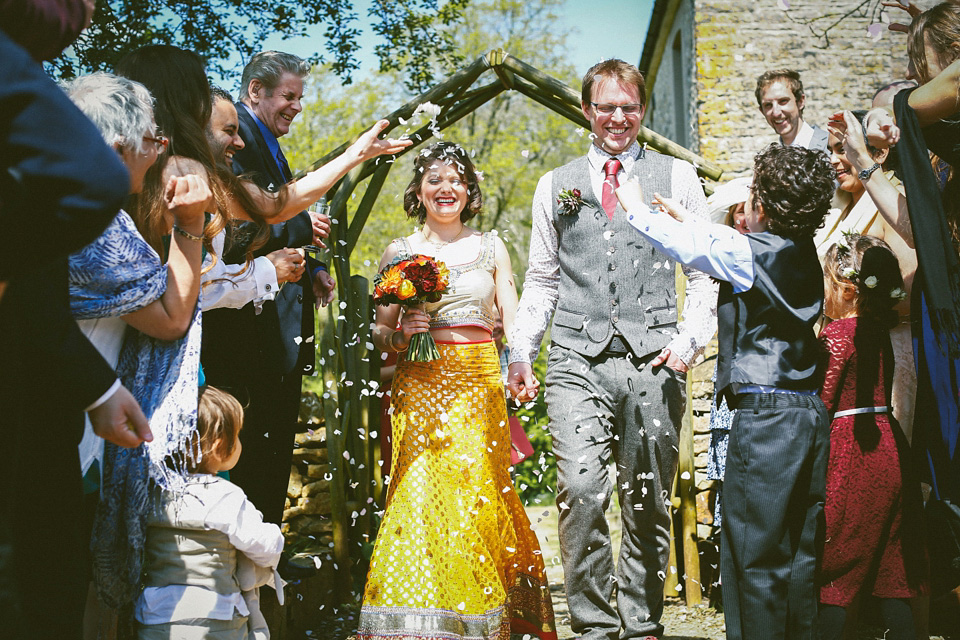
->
[2,1,960,640]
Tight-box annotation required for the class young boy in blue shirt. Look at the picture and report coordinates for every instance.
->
[617,144,836,640]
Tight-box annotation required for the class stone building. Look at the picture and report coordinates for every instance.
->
[640,0,912,179]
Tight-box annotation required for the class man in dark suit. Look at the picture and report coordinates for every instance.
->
[0,15,151,637]
[201,51,333,525]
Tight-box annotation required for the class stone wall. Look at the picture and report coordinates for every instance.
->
[259,391,339,636]
[283,391,332,547]
[694,0,912,178]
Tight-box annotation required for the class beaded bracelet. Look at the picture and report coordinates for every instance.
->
[173,223,203,242]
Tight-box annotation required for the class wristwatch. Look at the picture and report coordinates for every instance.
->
[858,162,881,182]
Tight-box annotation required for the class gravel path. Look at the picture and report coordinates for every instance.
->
[526,504,953,640]
[330,503,952,639]
[527,504,726,640]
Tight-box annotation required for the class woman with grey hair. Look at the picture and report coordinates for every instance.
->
[64,71,211,638]
[66,71,209,479]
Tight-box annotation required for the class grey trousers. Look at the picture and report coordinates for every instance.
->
[545,345,686,640]
[720,393,830,640]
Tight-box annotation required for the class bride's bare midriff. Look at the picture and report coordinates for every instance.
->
[429,325,492,343]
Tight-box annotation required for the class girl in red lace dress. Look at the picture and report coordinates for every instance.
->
[818,234,928,639]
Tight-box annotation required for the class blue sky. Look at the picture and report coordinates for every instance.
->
[248,0,654,86]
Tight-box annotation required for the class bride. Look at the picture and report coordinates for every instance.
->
[359,141,557,640]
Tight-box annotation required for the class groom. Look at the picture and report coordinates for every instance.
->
[507,59,717,639]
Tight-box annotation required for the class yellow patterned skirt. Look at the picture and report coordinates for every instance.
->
[357,341,556,640]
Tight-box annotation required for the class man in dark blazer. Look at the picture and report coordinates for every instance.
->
[0,18,151,637]
[201,51,334,525]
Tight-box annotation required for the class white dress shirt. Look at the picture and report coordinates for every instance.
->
[787,120,815,148]
[510,142,718,365]
[625,205,756,292]
[201,230,278,312]
[135,475,284,625]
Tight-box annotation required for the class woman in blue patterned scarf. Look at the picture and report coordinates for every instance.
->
[64,72,211,631]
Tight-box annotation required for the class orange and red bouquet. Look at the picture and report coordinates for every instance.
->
[373,254,450,360]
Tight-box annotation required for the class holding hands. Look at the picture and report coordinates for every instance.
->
[506,362,540,403]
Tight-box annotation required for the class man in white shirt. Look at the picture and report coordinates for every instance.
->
[756,69,828,151]
[507,59,717,640]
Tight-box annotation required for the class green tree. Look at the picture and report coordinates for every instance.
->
[286,0,586,279]
[52,0,469,86]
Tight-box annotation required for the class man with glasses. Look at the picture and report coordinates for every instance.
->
[507,59,717,640]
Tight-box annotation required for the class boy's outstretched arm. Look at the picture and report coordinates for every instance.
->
[616,182,756,293]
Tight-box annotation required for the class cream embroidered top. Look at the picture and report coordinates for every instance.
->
[394,232,497,333]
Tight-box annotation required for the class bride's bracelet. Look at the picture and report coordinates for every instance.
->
[390,330,408,352]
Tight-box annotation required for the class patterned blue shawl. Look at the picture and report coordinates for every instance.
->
[69,210,201,608]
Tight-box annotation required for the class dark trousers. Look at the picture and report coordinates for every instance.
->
[219,371,303,525]
[721,393,830,640]
[1,395,87,640]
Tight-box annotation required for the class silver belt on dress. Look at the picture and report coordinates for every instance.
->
[832,405,889,419]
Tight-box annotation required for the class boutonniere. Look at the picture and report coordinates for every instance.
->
[557,188,583,216]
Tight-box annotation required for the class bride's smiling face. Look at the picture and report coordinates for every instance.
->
[418,162,468,223]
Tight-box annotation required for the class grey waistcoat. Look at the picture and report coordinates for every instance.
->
[550,150,678,358]
[143,495,239,594]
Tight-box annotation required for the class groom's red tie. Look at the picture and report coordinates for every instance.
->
[602,158,621,219]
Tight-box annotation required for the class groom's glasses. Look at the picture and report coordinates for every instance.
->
[590,102,642,116]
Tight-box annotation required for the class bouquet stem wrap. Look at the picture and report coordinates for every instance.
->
[407,304,441,362]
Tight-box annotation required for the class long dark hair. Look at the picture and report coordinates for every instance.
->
[403,142,483,224]
[115,45,225,264]
[824,234,904,326]
[908,3,960,252]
